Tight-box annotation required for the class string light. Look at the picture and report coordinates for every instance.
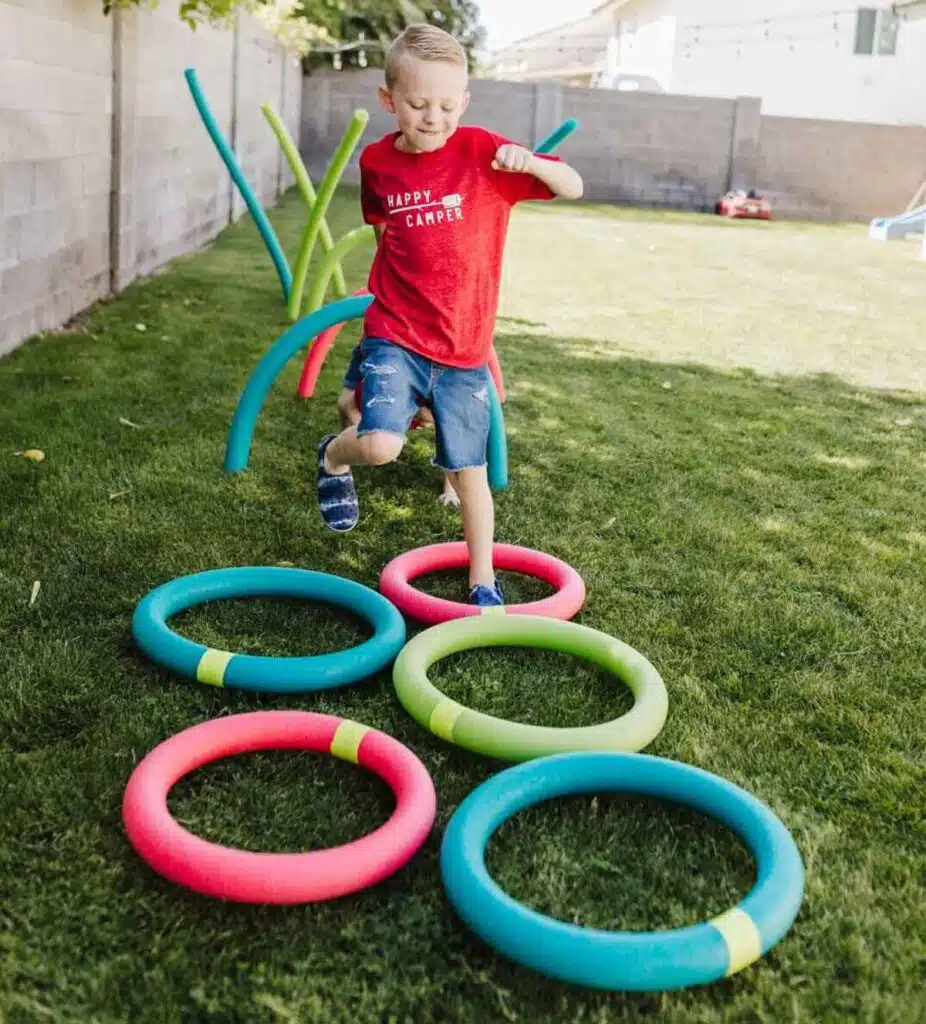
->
[487,9,862,63]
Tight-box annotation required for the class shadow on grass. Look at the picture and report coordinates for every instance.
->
[0,204,924,1022]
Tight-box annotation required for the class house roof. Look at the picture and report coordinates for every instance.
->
[484,5,617,79]
[893,0,926,15]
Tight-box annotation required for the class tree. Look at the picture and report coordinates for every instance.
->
[100,0,484,63]
[101,1,341,34]
[329,0,484,70]
[102,0,244,25]
[99,0,344,35]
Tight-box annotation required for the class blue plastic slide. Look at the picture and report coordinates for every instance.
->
[869,204,926,241]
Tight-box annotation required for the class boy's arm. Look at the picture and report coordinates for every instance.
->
[526,154,583,200]
[373,223,386,244]
[493,145,584,200]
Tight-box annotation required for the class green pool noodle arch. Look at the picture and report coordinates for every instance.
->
[261,103,347,301]
[224,294,508,489]
[184,68,292,301]
[304,226,374,315]
[292,226,374,398]
[288,110,370,322]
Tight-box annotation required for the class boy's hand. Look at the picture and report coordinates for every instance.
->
[492,144,534,174]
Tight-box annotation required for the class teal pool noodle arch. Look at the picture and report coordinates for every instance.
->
[184,68,293,301]
[536,119,579,155]
[224,294,508,489]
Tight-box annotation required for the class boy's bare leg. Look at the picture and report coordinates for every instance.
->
[403,404,460,506]
[334,385,459,509]
[337,387,360,429]
[318,427,405,532]
[449,465,495,589]
[439,473,460,507]
[324,426,404,474]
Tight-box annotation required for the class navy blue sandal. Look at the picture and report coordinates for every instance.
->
[317,435,359,533]
[468,577,504,607]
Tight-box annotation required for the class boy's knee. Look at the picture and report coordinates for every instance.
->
[359,431,404,466]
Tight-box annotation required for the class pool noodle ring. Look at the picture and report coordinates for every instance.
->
[392,614,668,761]
[380,542,584,625]
[123,711,437,904]
[440,751,804,990]
[132,567,405,694]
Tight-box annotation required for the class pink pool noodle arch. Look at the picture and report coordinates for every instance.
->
[487,345,505,403]
[296,288,368,398]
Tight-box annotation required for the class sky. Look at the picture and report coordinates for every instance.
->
[474,0,597,53]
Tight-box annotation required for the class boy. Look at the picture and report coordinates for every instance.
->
[317,24,583,607]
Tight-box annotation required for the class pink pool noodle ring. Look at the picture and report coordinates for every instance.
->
[122,711,437,904]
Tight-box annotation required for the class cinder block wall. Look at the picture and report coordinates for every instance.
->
[0,0,302,357]
[757,116,926,223]
[300,70,738,208]
[302,69,926,223]
[235,14,296,216]
[300,69,541,188]
[557,86,736,208]
[114,2,235,288]
[0,1,113,353]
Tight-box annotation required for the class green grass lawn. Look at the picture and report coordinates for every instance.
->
[1,189,924,1023]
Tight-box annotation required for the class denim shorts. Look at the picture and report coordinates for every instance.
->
[354,337,490,472]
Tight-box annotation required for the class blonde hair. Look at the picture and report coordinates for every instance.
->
[385,24,467,89]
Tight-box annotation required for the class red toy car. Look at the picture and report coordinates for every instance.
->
[715,189,772,220]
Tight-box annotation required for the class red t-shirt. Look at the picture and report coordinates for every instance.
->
[360,125,559,368]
